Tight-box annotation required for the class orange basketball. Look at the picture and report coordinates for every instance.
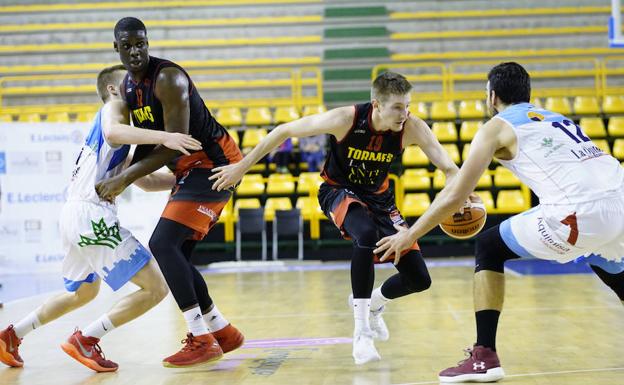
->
[439,201,487,240]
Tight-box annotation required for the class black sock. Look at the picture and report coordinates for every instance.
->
[475,310,500,351]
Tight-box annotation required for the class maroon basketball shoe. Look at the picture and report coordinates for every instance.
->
[439,345,504,383]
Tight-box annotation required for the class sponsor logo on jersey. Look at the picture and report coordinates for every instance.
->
[346,147,394,163]
[77,218,122,249]
[528,111,545,122]
[132,106,155,124]
[197,205,218,221]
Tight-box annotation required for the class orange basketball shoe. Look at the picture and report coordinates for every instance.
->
[60,329,118,372]
[162,333,223,368]
[212,324,244,353]
[0,325,23,367]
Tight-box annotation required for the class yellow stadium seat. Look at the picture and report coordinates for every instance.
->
[593,139,611,155]
[264,197,293,221]
[47,112,70,123]
[608,117,624,137]
[573,96,600,115]
[578,117,606,138]
[408,102,428,120]
[234,198,261,211]
[461,143,471,163]
[18,113,41,123]
[0,114,12,122]
[266,173,295,195]
[442,143,460,164]
[302,105,327,116]
[458,100,485,119]
[612,139,624,160]
[530,98,543,109]
[297,172,323,194]
[296,196,324,220]
[216,107,242,127]
[274,106,300,123]
[459,121,483,141]
[245,107,272,126]
[227,129,239,146]
[236,174,265,196]
[430,101,457,120]
[544,97,572,115]
[402,145,429,167]
[432,169,446,189]
[402,193,431,217]
[476,172,492,188]
[475,190,494,211]
[75,111,95,122]
[603,95,624,115]
[494,167,521,187]
[431,122,457,142]
[401,168,430,190]
[241,128,267,149]
[496,190,526,213]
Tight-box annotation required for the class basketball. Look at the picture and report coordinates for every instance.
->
[439,200,487,239]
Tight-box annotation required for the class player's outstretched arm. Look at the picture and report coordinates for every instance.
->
[374,119,504,263]
[96,68,191,201]
[101,100,201,155]
[209,106,354,192]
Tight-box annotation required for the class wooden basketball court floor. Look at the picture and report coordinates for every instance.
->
[0,258,623,385]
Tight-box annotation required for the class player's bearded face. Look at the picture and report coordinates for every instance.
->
[377,94,410,131]
[115,30,149,73]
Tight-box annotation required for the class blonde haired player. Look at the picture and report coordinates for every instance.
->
[209,71,466,365]
[375,62,624,383]
[0,65,201,372]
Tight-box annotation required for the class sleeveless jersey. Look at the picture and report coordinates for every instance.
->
[321,103,404,194]
[121,56,241,172]
[495,102,624,204]
[67,109,130,203]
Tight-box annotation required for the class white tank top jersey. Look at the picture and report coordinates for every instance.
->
[494,103,624,205]
[66,109,130,203]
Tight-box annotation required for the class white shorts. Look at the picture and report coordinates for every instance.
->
[60,200,152,292]
[500,193,624,268]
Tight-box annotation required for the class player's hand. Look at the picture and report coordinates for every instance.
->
[209,162,247,191]
[374,224,416,265]
[458,192,482,214]
[95,175,129,203]
[162,133,202,156]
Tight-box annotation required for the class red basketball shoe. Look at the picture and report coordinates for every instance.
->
[212,324,244,353]
[0,325,23,367]
[162,333,223,368]
[60,329,118,372]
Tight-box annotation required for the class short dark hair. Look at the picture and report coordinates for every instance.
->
[114,17,147,40]
[487,62,531,105]
[371,71,413,103]
[96,64,126,102]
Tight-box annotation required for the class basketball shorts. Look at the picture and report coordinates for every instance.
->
[60,200,151,292]
[318,183,419,262]
[162,168,232,240]
[500,192,624,267]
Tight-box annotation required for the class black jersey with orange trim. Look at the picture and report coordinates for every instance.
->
[320,102,404,194]
[122,56,242,173]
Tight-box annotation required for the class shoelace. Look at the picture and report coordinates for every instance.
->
[92,342,107,361]
[456,347,474,366]
[180,334,204,352]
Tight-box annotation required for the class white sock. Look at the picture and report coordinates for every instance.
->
[83,314,115,339]
[13,311,42,339]
[370,287,390,312]
[183,306,209,336]
[203,305,229,333]
[352,298,371,333]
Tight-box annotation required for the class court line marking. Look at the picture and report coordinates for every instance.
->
[392,366,624,385]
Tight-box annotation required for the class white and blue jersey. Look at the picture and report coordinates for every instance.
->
[60,108,151,292]
[494,103,624,269]
[66,109,131,203]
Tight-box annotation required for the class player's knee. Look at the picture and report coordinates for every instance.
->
[474,225,519,273]
[351,224,378,249]
[151,281,169,304]
[148,234,173,260]
[401,270,431,293]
